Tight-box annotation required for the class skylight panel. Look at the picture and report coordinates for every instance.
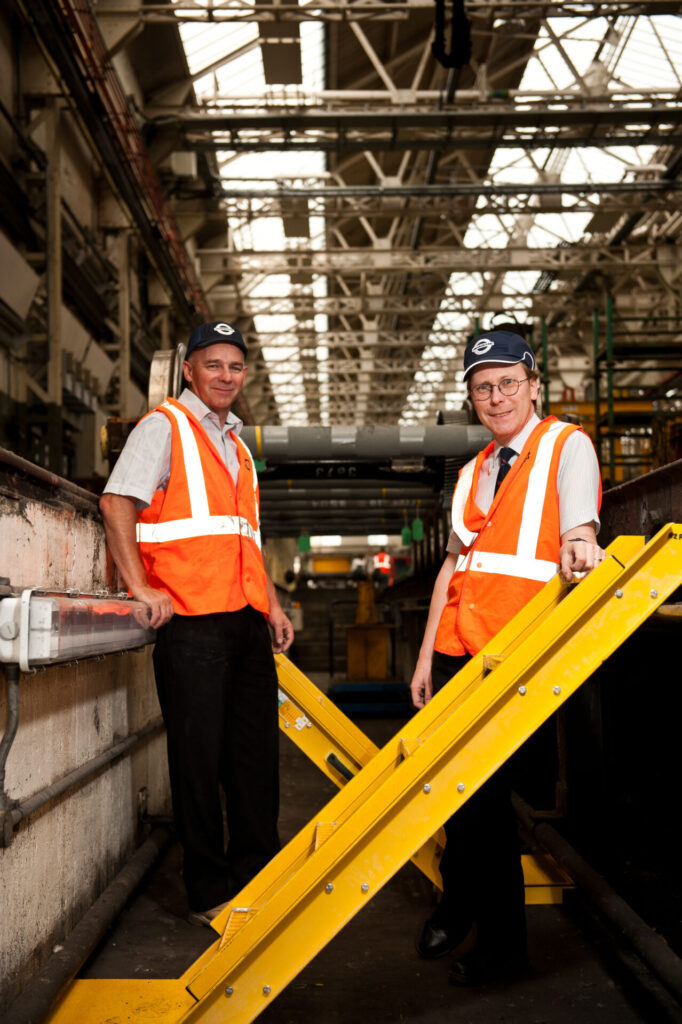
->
[174,3,326,426]
[609,16,682,89]
[175,5,680,428]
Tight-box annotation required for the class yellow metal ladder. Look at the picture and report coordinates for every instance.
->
[47,525,682,1024]
[276,650,569,896]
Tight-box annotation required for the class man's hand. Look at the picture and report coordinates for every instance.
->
[130,584,175,629]
[409,660,433,709]
[100,493,174,629]
[267,606,294,653]
[559,537,606,582]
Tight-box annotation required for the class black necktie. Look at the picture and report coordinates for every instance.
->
[494,446,516,495]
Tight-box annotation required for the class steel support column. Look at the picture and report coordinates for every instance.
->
[117,231,131,418]
[46,100,63,473]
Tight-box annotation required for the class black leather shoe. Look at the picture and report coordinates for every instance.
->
[416,918,471,960]
[448,948,529,987]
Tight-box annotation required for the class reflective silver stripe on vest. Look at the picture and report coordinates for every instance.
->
[466,550,559,582]
[516,420,569,560]
[137,515,262,548]
[455,550,471,573]
[234,434,261,542]
[450,458,478,546]
[161,401,210,520]
[139,403,262,549]
[452,420,572,582]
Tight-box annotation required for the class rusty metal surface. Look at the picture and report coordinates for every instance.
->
[0,446,99,511]
[600,459,682,545]
[0,447,115,592]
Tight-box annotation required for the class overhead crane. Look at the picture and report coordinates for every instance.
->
[46,525,682,1024]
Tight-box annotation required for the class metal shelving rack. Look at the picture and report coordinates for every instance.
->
[593,295,682,485]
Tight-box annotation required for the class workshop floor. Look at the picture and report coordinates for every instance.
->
[80,713,668,1024]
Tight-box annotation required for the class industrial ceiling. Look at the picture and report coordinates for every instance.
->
[8,0,682,520]
[113,0,682,436]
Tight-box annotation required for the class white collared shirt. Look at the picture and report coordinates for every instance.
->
[103,388,242,509]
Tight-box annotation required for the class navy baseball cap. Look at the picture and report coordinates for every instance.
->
[463,330,535,381]
[186,321,247,359]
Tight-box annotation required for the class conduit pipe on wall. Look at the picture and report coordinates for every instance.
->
[3,826,172,1024]
[0,663,20,846]
[0,692,164,848]
[513,793,682,1006]
[6,718,165,840]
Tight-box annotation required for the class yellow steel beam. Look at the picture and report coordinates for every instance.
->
[277,654,570,896]
[276,655,378,785]
[177,528,677,1022]
[48,529,674,1024]
[273,534,645,891]
[48,980,195,1022]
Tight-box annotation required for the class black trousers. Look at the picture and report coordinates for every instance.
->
[431,651,527,955]
[153,606,280,912]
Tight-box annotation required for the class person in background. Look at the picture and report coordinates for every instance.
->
[409,330,603,986]
[100,321,293,927]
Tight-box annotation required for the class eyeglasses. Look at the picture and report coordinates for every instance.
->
[469,376,530,401]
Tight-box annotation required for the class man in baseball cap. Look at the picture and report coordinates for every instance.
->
[409,326,604,986]
[462,329,535,381]
[100,317,292,926]
[186,320,248,360]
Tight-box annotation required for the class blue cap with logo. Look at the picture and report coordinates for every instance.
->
[463,330,535,381]
[186,321,247,359]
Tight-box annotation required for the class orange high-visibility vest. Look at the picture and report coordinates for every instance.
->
[374,552,392,573]
[434,417,599,656]
[136,398,269,617]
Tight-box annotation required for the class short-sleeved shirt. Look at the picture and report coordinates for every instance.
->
[103,388,242,510]
[446,413,601,556]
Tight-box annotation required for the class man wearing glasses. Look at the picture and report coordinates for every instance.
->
[409,330,603,987]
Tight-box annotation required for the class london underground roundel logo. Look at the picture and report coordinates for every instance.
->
[472,338,495,355]
[214,323,235,336]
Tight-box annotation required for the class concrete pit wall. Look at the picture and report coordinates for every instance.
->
[0,455,169,1007]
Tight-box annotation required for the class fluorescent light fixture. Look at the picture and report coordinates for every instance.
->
[0,594,155,671]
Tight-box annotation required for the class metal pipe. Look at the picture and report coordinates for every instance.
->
[166,91,681,114]
[8,717,165,833]
[194,133,674,153]
[512,793,682,1005]
[217,180,682,200]
[541,316,550,414]
[260,488,437,500]
[0,664,20,846]
[2,827,172,1024]
[262,513,424,523]
[606,292,616,483]
[259,500,439,512]
[243,424,490,461]
[260,480,435,492]
[0,446,98,509]
[593,308,601,476]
